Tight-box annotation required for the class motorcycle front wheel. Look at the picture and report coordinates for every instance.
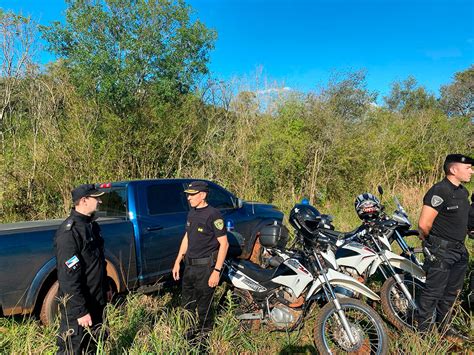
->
[314,298,388,355]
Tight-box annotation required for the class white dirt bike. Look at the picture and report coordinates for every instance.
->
[223,212,389,354]
[324,217,425,330]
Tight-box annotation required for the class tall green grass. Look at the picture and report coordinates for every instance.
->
[1,284,472,354]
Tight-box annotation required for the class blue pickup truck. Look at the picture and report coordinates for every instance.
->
[0,179,283,324]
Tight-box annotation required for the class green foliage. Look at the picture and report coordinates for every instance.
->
[384,76,439,113]
[322,70,377,122]
[41,0,216,116]
[250,99,311,200]
[440,65,474,118]
[0,3,472,226]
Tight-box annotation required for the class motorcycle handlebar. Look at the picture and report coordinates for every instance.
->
[402,229,419,237]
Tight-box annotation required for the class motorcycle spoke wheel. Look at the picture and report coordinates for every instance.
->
[314,298,388,355]
[380,274,424,330]
[227,289,260,331]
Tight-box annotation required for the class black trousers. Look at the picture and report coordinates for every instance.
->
[417,238,469,332]
[181,264,215,332]
[57,304,105,355]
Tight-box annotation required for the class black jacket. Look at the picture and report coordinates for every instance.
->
[469,200,474,235]
[54,209,107,319]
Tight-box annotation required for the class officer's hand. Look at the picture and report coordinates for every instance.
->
[172,263,180,281]
[77,313,92,328]
[208,271,220,288]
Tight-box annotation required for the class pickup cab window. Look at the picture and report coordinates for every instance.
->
[97,187,127,218]
[207,185,235,209]
[147,184,189,215]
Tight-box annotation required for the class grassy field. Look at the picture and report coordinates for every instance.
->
[0,284,472,354]
[1,193,473,354]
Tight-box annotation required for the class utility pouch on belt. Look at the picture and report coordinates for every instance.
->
[425,235,446,258]
[423,235,456,271]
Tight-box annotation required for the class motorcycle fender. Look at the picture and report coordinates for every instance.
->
[306,269,380,301]
[320,249,338,270]
[385,251,425,279]
[368,258,382,277]
[379,235,392,251]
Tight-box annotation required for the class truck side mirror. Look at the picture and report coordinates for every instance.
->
[236,198,244,209]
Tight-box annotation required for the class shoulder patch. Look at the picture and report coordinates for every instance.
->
[65,220,74,231]
[431,195,444,207]
[214,219,224,230]
[65,255,80,269]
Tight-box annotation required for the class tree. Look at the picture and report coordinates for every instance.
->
[0,11,40,220]
[0,10,38,147]
[321,70,377,122]
[384,76,438,113]
[42,0,216,117]
[439,65,474,118]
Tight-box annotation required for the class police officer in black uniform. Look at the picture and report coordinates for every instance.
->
[172,181,229,335]
[55,184,108,354]
[417,154,473,335]
[467,193,474,309]
[468,192,474,237]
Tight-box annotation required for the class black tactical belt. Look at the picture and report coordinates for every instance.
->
[185,251,217,266]
[186,256,212,266]
[428,234,463,249]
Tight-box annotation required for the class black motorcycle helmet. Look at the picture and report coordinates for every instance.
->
[289,204,321,238]
[354,193,381,221]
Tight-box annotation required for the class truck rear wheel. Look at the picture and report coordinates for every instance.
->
[39,280,59,325]
[39,278,117,325]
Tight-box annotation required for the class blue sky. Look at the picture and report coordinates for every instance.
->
[2,0,473,99]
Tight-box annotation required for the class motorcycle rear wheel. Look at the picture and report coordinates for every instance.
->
[227,289,261,331]
[314,298,388,355]
[380,274,424,330]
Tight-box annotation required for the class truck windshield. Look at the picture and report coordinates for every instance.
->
[97,187,127,218]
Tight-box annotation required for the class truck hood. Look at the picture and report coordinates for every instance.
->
[243,201,283,218]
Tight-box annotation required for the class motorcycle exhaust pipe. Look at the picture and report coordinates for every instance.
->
[236,312,263,320]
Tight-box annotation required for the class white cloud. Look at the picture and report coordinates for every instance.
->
[256,87,292,95]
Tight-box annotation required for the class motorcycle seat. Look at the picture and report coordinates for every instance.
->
[321,229,344,239]
[318,227,364,247]
[230,259,280,282]
[343,228,362,240]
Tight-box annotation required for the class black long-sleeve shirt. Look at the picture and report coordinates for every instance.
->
[54,209,107,319]
[468,199,474,233]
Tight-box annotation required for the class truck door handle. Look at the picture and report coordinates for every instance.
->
[146,225,163,232]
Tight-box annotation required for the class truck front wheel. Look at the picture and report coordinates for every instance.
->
[39,280,59,325]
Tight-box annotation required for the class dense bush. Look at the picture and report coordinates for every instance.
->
[0,8,472,224]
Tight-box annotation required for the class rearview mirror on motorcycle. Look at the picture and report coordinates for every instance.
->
[376,186,386,212]
[377,185,384,196]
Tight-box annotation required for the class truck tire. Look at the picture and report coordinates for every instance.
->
[39,277,117,325]
[39,280,59,325]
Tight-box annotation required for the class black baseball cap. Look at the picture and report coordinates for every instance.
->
[444,154,474,165]
[184,181,209,195]
[71,184,105,201]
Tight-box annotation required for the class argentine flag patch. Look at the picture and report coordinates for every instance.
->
[65,255,80,269]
